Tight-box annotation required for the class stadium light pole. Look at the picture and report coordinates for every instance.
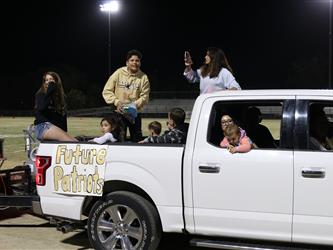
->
[100,1,120,75]
[329,0,332,88]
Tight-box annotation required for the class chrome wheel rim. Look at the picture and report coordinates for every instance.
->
[97,204,143,249]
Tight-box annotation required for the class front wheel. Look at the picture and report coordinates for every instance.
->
[87,191,161,250]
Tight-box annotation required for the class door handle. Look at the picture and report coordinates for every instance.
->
[199,166,220,173]
[301,168,326,178]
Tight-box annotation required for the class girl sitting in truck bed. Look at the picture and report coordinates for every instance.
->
[89,114,124,144]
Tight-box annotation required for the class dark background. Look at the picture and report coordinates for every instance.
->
[0,0,331,110]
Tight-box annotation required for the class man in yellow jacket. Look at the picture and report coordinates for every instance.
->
[102,49,150,142]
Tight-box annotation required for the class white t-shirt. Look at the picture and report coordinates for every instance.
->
[184,68,241,94]
[92,132,117,144]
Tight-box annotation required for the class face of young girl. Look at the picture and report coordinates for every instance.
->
[101,120,112,134]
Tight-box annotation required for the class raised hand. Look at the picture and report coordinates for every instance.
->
[184,51,193,66]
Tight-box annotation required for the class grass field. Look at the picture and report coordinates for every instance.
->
[0,117,172,169]
[0,117,279,169]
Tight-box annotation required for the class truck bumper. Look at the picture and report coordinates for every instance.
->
[0,195,39,207]
[31,195,43,216]
[0,194,43,216]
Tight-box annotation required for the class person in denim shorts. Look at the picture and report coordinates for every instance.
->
[34,71,77,142]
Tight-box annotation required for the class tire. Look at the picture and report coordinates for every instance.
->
[87,191,162,250]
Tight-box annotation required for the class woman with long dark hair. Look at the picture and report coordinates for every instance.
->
[184,47,241,94]
[34,71,77,141]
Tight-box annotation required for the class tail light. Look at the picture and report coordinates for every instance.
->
[35,155,51,186]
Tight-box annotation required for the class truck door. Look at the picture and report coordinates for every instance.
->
[191,96,295,242]
[293,98,333,246]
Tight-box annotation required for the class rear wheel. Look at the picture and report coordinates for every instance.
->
[87,191,161,250]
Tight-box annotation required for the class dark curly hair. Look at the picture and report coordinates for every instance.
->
[101,113,125,142]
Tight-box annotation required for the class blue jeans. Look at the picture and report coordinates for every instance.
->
[35,122,52,140]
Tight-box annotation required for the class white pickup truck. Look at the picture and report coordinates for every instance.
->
[31,90,333,250]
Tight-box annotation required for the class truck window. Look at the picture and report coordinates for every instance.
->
[207,101,283,149]
[308,102,333,151]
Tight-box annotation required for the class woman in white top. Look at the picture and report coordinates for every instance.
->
[184,47,241,94]
[89,114,124,144]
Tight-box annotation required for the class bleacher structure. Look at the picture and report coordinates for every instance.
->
[68,98,196,118]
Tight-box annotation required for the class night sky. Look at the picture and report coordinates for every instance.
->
[0,0,331,110]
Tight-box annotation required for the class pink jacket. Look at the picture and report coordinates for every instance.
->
[220,135,251,153]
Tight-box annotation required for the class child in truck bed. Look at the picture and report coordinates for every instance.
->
[139,107,188,144]
[141,121,162,143]
[89,114,124,144]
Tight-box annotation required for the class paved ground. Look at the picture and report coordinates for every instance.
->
[0,208,209,250]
